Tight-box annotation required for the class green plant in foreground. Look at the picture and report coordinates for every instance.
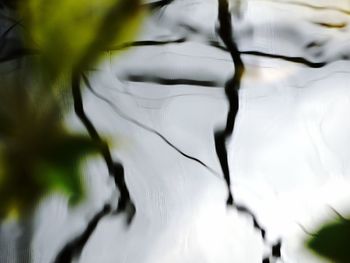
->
[0,0,144,220]
[21,0,144,82]
[307,216,350,263]
[0,72,100,219]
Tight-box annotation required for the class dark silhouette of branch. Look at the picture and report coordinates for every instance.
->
[126,74,219,87]
[296,222,317,237]
[272,239,282,258]
[53,204,111,263]
[216,0,243,205]
[106,38,186,51]
[235,204,266,239]
[209,40,328,68]
[0,20,20,44]
[53,73,137,263]
[82,74,219,176]
[216,2,284,262]
[241,50,326,68]
[71,72,135,221]
[143,0,175,10]
[0,19,38,63]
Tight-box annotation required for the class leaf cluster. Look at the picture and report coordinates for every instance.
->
[0,0,144,220]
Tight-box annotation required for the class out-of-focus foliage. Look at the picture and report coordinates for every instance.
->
[0,76,99,220]
[307,217,350,263]
[21,0,144,82]
[0,0,145,220]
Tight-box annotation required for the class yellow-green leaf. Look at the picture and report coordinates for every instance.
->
[21,0,144,81]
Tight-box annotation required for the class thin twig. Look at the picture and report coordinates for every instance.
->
[71,72,135,221]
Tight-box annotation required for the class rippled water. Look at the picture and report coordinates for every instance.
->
[1,0,350,262]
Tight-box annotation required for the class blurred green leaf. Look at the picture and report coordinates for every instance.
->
[37,135,99,204]
[0,128,99,219]
[0,0,143,221]
[0,77,99,220]
[21,0,144,81]
[307,218,350,263]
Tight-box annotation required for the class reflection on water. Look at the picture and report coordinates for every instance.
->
[1,0,350,262]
